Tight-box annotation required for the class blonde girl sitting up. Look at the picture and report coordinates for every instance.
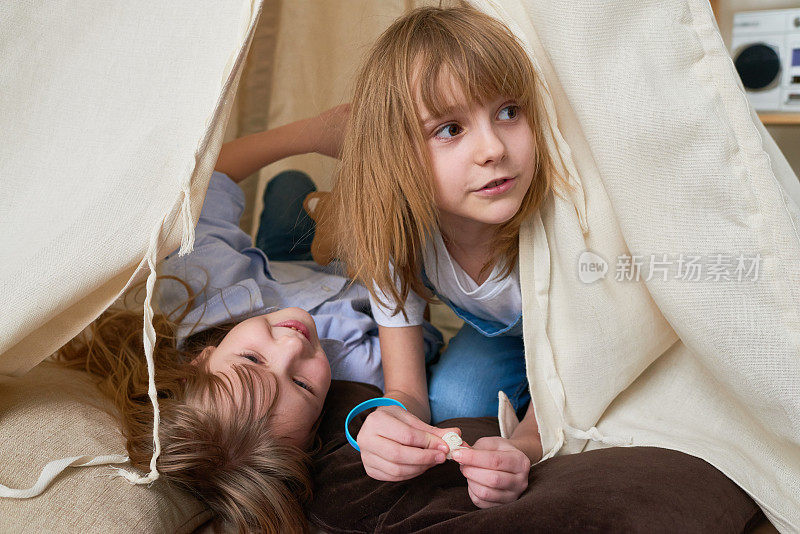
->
[55,107,445,533]
[329,6,576,508]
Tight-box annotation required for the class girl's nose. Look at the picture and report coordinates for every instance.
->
[265,337,307,382]
[273,334,312,374]
[280,334,306,360]
[473,124,506,165]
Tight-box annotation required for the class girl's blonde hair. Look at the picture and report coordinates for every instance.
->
[331,5,572,318]
[54,275,323,534]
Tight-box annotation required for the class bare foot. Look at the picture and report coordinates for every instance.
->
[303,192,336,266]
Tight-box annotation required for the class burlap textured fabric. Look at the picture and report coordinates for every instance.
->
[0,363,211,532]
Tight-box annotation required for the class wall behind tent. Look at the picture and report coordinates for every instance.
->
[218,0,455,237]
[716,0,800,179]
[220,0,465,341]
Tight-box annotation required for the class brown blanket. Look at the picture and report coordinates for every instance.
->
[307,380,763,533]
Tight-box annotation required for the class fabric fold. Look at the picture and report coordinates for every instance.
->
[0,0,264,497]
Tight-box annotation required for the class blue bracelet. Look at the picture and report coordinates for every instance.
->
[345,397,408,451]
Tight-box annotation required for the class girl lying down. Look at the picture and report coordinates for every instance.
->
[54,106,476,533]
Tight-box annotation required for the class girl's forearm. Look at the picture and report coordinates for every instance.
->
[378,325,433,423]
[508,405,543,463]
[214,117,317,183]
[383,388,432,424]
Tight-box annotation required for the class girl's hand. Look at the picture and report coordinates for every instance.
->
[451,436,531,508]
[310,103,350,159]
[356,405,461,482]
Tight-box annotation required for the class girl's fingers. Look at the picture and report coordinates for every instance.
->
[392,408,461,438]
[452,447,527,473]
[377,421,445,451]
[373,407,457,452]
[466,480,516,507]
[364,463,409,482]
[362,447,444,480]
[367,434,447,466]
[459,463,526,492]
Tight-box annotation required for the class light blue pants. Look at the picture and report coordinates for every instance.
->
[426,321,530,425]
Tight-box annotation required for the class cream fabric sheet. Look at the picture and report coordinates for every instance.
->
[0,1,261,378]
[0,0,263,495]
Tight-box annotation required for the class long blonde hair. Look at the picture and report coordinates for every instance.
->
[331,5,573,319]
[55,276,322,534]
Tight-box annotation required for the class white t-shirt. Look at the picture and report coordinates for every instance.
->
[369,228,522,327]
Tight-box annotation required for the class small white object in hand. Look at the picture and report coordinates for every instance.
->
[442,431,467,460]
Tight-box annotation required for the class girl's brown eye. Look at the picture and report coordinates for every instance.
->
[498,105,519,120]
[435,123,462,139]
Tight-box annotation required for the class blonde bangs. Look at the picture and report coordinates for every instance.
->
[410,10,536,124]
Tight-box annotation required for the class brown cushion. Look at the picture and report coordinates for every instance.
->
[0,362,211,533]
[307,380,764,533]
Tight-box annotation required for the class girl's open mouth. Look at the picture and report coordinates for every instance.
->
[475,176,515,196]
[274,320,311,342]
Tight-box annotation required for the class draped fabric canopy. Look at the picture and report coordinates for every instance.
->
[466,1,799,531]
[1,1,798,530]
[0,0,263,493]
[0,0,262,377]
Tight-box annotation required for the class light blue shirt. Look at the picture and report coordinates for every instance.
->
[155,171,404,389]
